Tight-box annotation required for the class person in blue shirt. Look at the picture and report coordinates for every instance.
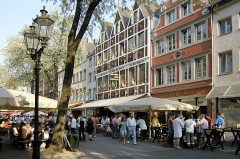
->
[214,113,224,128]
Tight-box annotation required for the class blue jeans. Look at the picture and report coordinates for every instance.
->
[127,127,136,144]
[112,125,118,139]
[167,127,174,145]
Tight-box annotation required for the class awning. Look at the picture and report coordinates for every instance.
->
[68,101,83,108]
[206,86,230,99]
[71,94,146,110]
[224,84,240,97]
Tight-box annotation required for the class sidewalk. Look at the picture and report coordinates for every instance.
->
[0,132,239,159]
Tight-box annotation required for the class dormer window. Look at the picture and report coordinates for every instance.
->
[115,22,119,34]
[133,10,138,24]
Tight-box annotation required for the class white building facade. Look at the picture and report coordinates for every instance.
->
[207,0,240,127]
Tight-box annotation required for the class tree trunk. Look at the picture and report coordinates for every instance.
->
[42,0,101,155]
[42,44,76,154]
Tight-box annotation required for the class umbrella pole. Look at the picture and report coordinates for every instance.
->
[149,109,152,138]
[165,111,168,125]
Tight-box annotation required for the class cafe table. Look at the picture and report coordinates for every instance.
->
[203,128,224,151]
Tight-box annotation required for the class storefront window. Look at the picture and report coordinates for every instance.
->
[219,98,240,127]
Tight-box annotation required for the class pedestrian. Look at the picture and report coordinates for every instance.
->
[78,115,86,142]
[119,115,127,144]
[196,114,208,148]
[214,113,224,128]
[86,117,94,141]
[167,114,175,147]
[91,115,98,138]
[172,114,184,149]
[184,115,196,149]
[136,116,148,141]
[205,114,213,128]
[70,116,77,134]
[112,115,119,139]
[126,114,137,145]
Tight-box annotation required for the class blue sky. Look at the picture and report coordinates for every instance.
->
[0,0,57,64]
[0,0,132,65]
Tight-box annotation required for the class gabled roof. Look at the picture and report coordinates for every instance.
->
[118,7,131,28]
[102,21,113,37]
[139,3,159,17]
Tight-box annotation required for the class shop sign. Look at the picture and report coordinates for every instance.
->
[166,90,195,97]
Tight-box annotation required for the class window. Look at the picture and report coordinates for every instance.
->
[195,56,206,78]
[182,60,191,80]
[83,70,86,80]
[167,10,175,24]
[156,68,164,86]
[88,89,92,100]
[156,39,164,55]
[120,43,124,55]
[138,32,144,47]
[89,57,92,67]
[219,18,232,35]
[196,22,207,41]
[168,34,175,51]
[219,52,232,74]
[89,72,92,83]
[167,65,175,83]
[93,71,96,81]
[182,28,191,45]
[139,64,145,84]
[133,10,138,23]
[182,1,191,16]
[129,67,136,86]
[115,22,119,34]
[128,37,135,52]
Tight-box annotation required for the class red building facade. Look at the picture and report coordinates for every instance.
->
[151,0,213,115]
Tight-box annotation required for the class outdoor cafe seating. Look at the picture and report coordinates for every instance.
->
[203,128,225,151]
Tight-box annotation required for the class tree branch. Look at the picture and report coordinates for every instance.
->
[68,0,83,40]
[75,0,102,45]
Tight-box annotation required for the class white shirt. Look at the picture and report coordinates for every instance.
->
[71,118,77,128]
[173,117,184,138]
[137,119,147,130]
[127,117,136,127]
[197,118,208,132]
[184,119,196,133]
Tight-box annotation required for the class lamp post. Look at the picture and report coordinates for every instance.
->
[24,6,54,159]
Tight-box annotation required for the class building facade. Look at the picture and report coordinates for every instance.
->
[86,43,97,102]
[207,0,240,126]
[95,3,158,101]
[151,0,212,115]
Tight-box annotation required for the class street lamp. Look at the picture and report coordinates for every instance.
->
[23,6,54,159]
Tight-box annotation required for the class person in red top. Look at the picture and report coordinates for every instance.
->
[205,114,213,128]
[91,115,98,138]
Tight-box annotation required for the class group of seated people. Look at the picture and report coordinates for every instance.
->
[10,122,53,149]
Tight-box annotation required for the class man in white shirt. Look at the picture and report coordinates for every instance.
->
[196,114,208,148]
[127,114,137,145]
[184,115,196,149]
[70,116,77,134]
[173,114,184,148]
[136,116,147,141]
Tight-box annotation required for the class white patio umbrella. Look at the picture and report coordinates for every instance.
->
[108,96,199,113]
[0,86,20,107]
[24,110,47,116]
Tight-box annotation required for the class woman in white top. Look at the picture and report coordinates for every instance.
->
[136,116,148,141]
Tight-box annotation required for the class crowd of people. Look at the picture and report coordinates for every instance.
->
[0,114,56,149]
[167,112,225,149]
[0,111,227,150]
[65,113,148,145]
